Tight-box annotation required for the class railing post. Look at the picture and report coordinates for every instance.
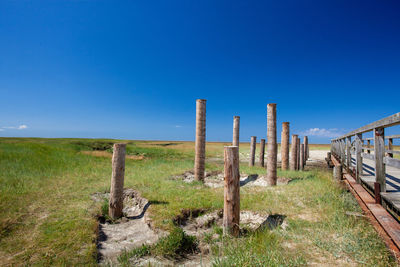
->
[374,127,386,193]
[388,138,393,158]
[367,140,371,154]
[346,137,352,170]
[340,139,345,164]
[355,133,363,183]
[249,136,256,167]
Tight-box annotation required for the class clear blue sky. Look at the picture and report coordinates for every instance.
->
[1,0,399,143]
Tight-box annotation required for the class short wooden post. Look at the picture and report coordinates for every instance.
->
[195,99,206,181]
[109,143,126,219]
[249,136,256,166]
[388,138,393,158]
[296,137,300,170]
[333,164,342,181]
[232,116,240,147]
[223,146,240,237]
[290,134,298,170]
[259,138,265,167]
[355,133,363,183]
[346,137,351,170]
[303,136,309,160]
[266,103,277,185]
[300,144,305,170]
[281,122,290,170]
[374,128,386,192]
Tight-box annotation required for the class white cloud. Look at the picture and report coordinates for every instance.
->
[1,124,28,130]
[301,128,343,138]
[175,125,182,128]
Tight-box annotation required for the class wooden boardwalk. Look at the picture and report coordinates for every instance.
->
[352,157,400,215]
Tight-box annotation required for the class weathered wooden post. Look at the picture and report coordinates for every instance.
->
[281,122,290,170]
[109,143,126,219]
[249,136,256,166]
[266,103,277,185]
[223,146,240,237]
[195,99,206,181]
[388,138,394,158]
[296,137,300,170]
[300,144,305,170]
[290,134,298,170]
[367,140,371,154]
[333,164,342,181]
[346,137,351,170]
[259,138,265,167]
[232,116,240,147]
[374,128,386,193]
[355,133,363,183]
[303,136,309,160]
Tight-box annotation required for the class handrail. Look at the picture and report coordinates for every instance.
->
[332,112,400,141]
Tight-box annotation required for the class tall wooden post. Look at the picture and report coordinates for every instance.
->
[249,136,256,166]
[232,116,240,147]
[296,137,300,170]
[367,140,371,154]
[303,136,309,160]
[109,143,126,219]
[259,138,265,167]
[388,138,394,158]
[300,144,305,170]
[374,128,386,192]
[266,103,277,185]
[290,134,298,170]
[195,99,206,181]
[281,122,290,170]
[223,146,240,237]
[355,133,363,183]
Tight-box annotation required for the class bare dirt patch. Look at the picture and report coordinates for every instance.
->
[92,189,165,264]
[172,171,291,188]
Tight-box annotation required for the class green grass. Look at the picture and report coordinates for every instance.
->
[0,138,396,266]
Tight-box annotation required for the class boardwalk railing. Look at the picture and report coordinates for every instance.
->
[331,112,400,197]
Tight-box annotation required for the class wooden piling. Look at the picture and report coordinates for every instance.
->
[223,146,240,237]
[109,143,126,219]
[233,116,240,147]
[300,144,305,170]
[259,138,265,167]
[281,122,290,170]
[374,127,386,192]
[333,164,342,181]
[303,136,309,160]
[296,137,300,170]
[249,136,256,167]
[194,99,206,181]
[266,103,277,185]
[290,134,298,170]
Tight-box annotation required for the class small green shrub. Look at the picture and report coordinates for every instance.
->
[152,228,197,258]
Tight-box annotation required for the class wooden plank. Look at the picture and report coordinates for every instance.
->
[384,157,400,169]
[375,127,386,192]
[333,112,400,140]
[362,153,375,160]
[362,146,374,151]
[387,135,400,139]
[344,173,400,254]
[386,150,400,155]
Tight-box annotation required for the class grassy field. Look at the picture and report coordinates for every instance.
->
[0,138,397,266]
